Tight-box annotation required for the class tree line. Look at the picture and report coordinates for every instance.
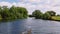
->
[31,10,57,20]
[0,6,59,21]
[0,6,28,20]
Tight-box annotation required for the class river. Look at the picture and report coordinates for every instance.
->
[0,17,60,34]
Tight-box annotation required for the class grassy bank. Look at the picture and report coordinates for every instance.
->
[52,16,60,21]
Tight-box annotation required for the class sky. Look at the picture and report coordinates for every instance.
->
[0,0,60,14]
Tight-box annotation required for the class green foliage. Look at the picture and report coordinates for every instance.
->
[32,10,43,19]
[0,15,2,20]
[46,11,56,16]
[42,11,56,20]
[0,6,28,20]
[32,10,56,20]
[2,6,10,18]
[0,6,3,20]
[43,12,51,20]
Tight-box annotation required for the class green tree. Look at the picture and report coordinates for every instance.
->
[46,11,56,16]
[42,11,56,20]
[0,6,2,13]
[32,10,43,19]
[43,12,51,20]
[0,6,28,20]
[16,7,28,18]
[9,6,28,19]
[1,6,10,19]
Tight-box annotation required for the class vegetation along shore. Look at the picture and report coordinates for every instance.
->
[0,6,60,21]
[0,6,28,20]
[29,10,60,21]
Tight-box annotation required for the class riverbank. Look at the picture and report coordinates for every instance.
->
[51,16,60,21]
[29,16,60,22]
[42,16,60,21]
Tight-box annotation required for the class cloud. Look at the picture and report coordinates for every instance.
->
[0,0,60,14]
[0,2,12,7]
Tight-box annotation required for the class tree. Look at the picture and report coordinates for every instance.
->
[0,6,2,13]
[46,11,56,16]
[16,7,28,18]
[43,12,51,20]
[42,11,56,20]
[1,6,10,19]
[9,6,28,19]
[32,10,43,19]
[0,6,28,20]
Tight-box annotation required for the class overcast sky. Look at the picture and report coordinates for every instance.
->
[0,0,60,14]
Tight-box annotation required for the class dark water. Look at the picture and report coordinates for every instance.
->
[0,17,60,34]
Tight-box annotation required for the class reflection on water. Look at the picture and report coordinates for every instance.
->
[0,18,60,34]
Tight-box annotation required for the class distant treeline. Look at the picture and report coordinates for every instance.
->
[0,6,60,21]
[29,10,60,20]
[0,6,28,20]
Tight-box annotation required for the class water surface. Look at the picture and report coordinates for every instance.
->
[0,18,60,34]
